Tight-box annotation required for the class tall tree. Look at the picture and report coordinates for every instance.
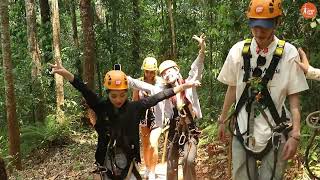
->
[70,0,80,49]
[39,0,51,63]
[80,0,97,125]
[132,0,140,74]
[0,0,22,170]
[110,1,118,64]
[80,0,96,90]
[95,0,105,23]
[69,0,82,76]
[39,0,50,24]
[167,0,177,59]
[93,0,103,96]
[25,0,45,122]
[51,0,65,123]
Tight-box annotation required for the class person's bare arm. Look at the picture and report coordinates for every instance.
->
[218,85,236,142]
[282,93,300,160]
[219,86,236,123]
[187,33,206,81]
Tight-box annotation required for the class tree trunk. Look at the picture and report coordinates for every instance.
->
[51,0,65,123]
[25,0,45,123]
[93,0,103,96]
[40,0,52,63]
[69,0,82,76]
[69,0,79,49]
[39,0,51,63]
[132,0,140,75]
[80,0,96,90]
[95,0,105,23]
[159,0,169,61]
[0,157,8,180]
[39,0,50,24]
[0,0,22,170]
[80,0,96,126]
[167,0,177,59]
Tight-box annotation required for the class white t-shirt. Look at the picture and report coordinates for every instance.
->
[218,36,309,152]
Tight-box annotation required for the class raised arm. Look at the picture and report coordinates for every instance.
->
[137,80,201,111]
[187,33,206,81]
[49,62,101,111]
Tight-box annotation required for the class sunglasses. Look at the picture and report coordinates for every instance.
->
[252,55,266,78]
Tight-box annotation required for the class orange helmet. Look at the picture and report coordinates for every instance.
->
[104,70,128,90]
[247,0,282,19]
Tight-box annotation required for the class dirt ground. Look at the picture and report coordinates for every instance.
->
[7,131,314,180]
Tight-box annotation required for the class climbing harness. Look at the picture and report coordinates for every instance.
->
[304,111,320,180]
[228,38,292,180]
[96,134,142,180]
[167,96,200,178]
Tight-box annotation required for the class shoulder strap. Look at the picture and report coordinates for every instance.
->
[260,40,286,126]
[242,39,252,82]
[261,40,285,85]
[234,39,252,114]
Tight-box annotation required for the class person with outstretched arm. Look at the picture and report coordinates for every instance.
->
[49,62,200,180]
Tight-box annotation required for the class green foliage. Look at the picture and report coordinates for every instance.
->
[199,123,218,146]
[0,99,83,161]
[19,114,70,156]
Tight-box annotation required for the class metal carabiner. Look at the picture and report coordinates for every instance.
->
[243,135,256,151]
[178,132,186,145]
[178,109,187,118]
[272,132,282,150]
[113,139,117,148]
